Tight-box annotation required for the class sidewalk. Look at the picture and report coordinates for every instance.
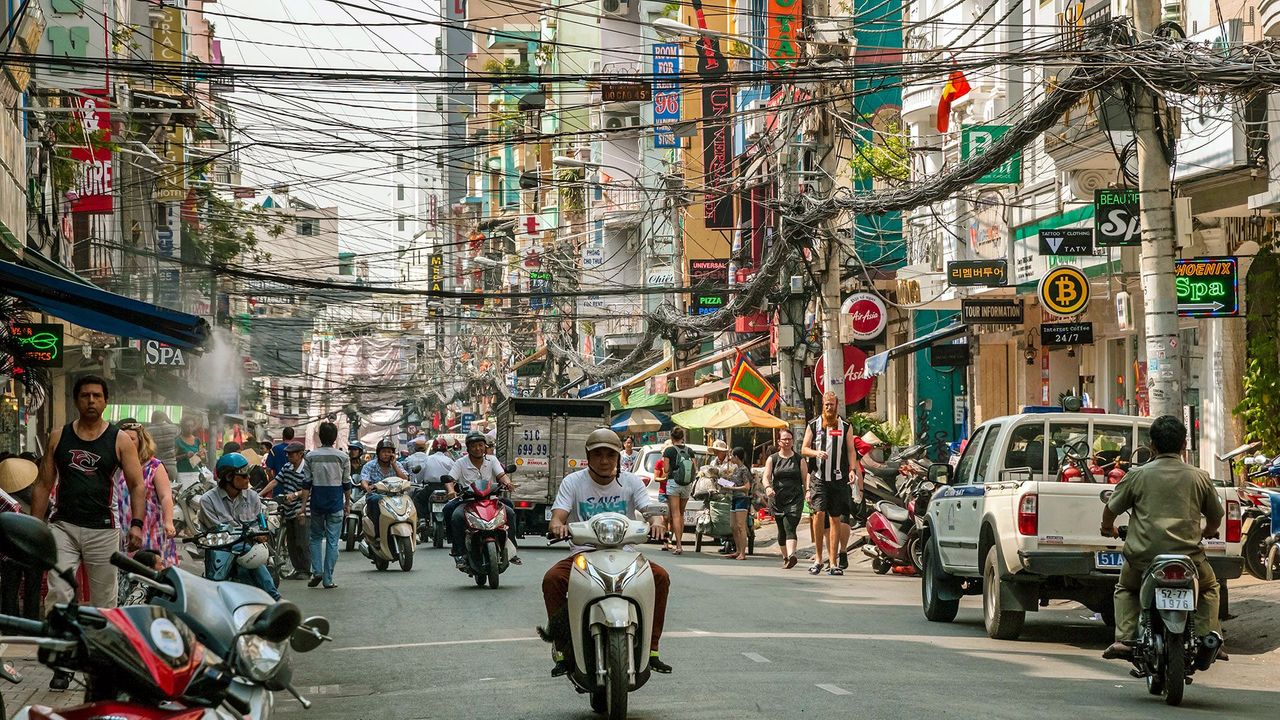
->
[1,645,71,713]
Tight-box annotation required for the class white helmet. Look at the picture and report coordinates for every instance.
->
[585,427,623,454]
[236,543,270,570]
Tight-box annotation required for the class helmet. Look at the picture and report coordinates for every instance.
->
[214,452,250,480]
[465,431,487,447]
[347,440,364,452]
[376,438,397,452]
[235,543,269,570]
[585,428,623,454]
[431,438,449,452]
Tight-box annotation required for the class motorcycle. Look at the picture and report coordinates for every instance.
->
[359,477,417,572]
[862,476,936,574]
[1111,527,1224,707]
[415,483,449,548]
[550,513,660,720]
[457,477,512,588]
[342,484,366,552]
[190,522,281,597]
[0,513,331,720]
[174,469,215,559]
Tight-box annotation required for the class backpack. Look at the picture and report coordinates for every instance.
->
[671,446,696,487]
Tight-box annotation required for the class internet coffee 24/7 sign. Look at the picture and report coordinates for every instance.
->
[1175,256,1239,318]
[1095,189,1141,246]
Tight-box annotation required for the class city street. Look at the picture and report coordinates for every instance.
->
[267,540,1278,720]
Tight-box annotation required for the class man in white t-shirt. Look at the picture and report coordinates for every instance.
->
[542,428,671,677]
[444,432,515,565]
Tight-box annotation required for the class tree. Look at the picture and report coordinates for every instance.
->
[848,121,910,183]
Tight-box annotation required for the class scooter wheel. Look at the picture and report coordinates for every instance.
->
[872,557,891,574]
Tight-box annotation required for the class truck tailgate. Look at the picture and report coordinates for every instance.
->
[1033,482,1122,550]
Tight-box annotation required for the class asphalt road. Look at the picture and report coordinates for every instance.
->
[274,541,1276,720]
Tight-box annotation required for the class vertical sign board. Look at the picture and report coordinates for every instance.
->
[652,44,681,149]
[961,126,1022,185]
[9,323,64,367]
[688,258,729,315]
[766,0,802,67]
[69,92,112,213]
[152,6,186,96]
[36,0,110,91]
[1175,257,1239,317]
[427,253,444,315]
[1095,189,1141,246]
[702,86,735,228]
[528,270,553,311]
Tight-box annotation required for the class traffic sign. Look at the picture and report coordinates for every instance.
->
[460,413,476,432]
[1175,256,1239,317]
[1038,265,1090,317]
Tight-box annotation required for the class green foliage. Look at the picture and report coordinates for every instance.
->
[847,413,914,447]
[557,168,585,212]
[1235,248,1280,442]
[661,2,678,18]
[186,187,283,266]
[482,57,531,77]
[848,121,911,183]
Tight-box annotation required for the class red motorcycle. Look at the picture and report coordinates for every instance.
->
[0,513,329,720]
[861,473,936,575]
[458,476,513,589]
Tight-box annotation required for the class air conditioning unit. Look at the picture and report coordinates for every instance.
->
[602,0,631,17]
[604,114,641,130]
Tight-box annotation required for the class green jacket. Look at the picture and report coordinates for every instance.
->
[1106,454,1223,564]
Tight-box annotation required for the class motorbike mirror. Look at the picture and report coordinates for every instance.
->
[504,464,517,475]
[291,616,331,653]
[248,601,303,644]
[0,514,59,572]
[927,463,952,486]
[1130,446,1154,467]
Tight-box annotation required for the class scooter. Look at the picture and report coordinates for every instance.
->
[418,483,449,548]
[0,513,331,720]
[191,521,281,598]
[458,477,512,588]
[173,468,215,558]
[359,477,417,572]
[551,513,659,720]
[343,485,366,552]
[862,476,935,574]
[1112,527,1224,707]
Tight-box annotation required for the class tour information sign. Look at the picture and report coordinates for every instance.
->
[1175,256,1239,317]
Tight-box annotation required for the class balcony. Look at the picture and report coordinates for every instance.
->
[1264,0,1280,36]
[595,183,645,228]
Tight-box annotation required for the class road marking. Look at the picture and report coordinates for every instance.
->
[816,683,850,695]
[742,652,770,663]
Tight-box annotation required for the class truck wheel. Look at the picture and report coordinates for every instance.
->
[1243,521,1269,579]
[922,537,959,623]
[982,546,1025,640]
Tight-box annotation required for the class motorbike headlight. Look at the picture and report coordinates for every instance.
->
[232,605,288,682]
[591,516,629,546]
[575,554,648,593]
[465,510,505,531]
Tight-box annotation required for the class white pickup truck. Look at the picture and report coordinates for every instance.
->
[920,411,1245,640]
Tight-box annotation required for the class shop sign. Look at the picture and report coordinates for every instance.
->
[515,361,545,378]
[36,0,111,91]
[689,259,728,315]
[1013,205,1114,284]
[701,85,735,228]
[602,82,651,102]
[1038,227,1093,256]
[1041,322,1094,347]
[144,340,187,367]
[69,92,112,213]
[428,253,444,292]
[529,269,552,311]
[10,323,63,367]
[841,292,887,341]
[1095,189,1141,246]
[1175,256,1239,317]
[961,125,1021,185]
[766,0,802,67]
[947,259,1007,287]
[930,342,970,367]
[1173,21,1247,181]
[813,345,873,404]
[961,298,1024,325]
[460,413,475,432]
[1038,265,1090,317]
[652,44,681,148]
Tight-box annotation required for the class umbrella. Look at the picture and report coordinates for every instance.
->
[671,399,788,430]
[611,408,673,434]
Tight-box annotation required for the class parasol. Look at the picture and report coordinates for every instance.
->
[670,399,788,430]
[610,408,673,434]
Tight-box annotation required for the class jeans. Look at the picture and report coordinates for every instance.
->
[448,498,517,556]
[310,513,343,585]
[46,521,120,612]
[284,515,311,575]
[205,544,281,601]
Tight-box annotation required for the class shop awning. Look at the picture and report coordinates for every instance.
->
[0,260,210,350]
[582,355,671,399]
[666,377,730,400]
[608,387,669,411]
[864,322,966,377]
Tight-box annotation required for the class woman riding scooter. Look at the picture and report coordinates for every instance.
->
[198,452,282,601]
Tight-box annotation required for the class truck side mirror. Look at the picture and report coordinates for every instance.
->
[928,463,952,485]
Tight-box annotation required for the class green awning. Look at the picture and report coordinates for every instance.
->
[608,388,669,411]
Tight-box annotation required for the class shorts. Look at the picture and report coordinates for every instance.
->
[666,480,692,499]
[730,496,750,512]
[810,481,853,518]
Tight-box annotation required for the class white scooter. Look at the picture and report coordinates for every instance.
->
[358,477,417,572]
[172,468,214,553]
[559,512,658,720]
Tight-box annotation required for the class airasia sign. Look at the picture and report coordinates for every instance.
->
[814,346,873,404]
[841,292,887,342]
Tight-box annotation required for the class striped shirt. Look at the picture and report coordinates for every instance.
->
[807,416,854,485]
[304,446,351,516]
[274,461,309,518]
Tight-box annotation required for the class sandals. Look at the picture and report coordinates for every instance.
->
[510,555,523,565]
[783,555,798,570]
[827,567,844,576]
[808,562,825,575]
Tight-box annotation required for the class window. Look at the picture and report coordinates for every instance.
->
[973,424,1004,484]
[296,219,316,236]
[1004,421,1047,476]
[396,184,405,201]
[283,388,294,416]
[397,214,406,232]
[1047,421,1089,478]
[953,427,987,486]
[298,388,309,417]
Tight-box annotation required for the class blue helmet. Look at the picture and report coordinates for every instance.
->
[215,452,250,481]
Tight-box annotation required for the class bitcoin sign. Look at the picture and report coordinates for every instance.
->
[1038,265,1090,317]
[1175,256,1239,318]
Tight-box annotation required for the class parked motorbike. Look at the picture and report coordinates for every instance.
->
[861,443,928,508]
[174,469,215,559]
[359,477,417,572]
[458,476,512,588]
[862,477,936,574]
[0,513,331,720]
[550,513,660,720]
[343,485,366,552]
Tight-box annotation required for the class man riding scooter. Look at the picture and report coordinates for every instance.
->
[361,438,409,554]
[1101,415,1226,661]
[199,453,281,601]
[542,428,672,677]
[444,432,517,569]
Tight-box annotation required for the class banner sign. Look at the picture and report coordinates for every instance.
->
[1041,322,1094,347]
[10,323,63,367]
[689,258,728,315]
[69,91,112,213]
[766,0,802,66]
[1175,256,1239,317]
[930,342,971,367]
[961,125,1021,185]
[702,85,735,228]
[961,298,1024,325]
[1095,189,1141,246]
[652,44,681,148]
[947,259,1008,287]
[1038,227,1093,256]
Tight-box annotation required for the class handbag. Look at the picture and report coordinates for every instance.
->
[691,469,716,501]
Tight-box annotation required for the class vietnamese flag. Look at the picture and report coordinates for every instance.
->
[936,67,971,133]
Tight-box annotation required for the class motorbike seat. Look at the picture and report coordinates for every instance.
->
[876,501,910,523]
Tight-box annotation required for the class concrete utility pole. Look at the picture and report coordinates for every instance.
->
[1132,1,1182,418]
[821,235,846,407]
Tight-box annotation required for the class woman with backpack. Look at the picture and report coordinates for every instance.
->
[662,428,696,555]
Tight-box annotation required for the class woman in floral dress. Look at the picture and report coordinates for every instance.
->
[114,420,178,566]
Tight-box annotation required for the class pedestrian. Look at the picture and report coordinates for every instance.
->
[147,411,180,487]
[761,429,807,569]
[112,420,178,569]
[0,456,43,618]
[723,447,753,561]
[176,416,205,476]
[30,375,147,690]
[662,428,696,555]
[266,427,295,480]
[800,390,864,576]
[620,436,638,473]
[272,442,312,579]
[706,439,735,555]
[304,422,351,589]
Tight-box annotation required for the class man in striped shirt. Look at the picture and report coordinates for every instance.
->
[272,442,311,579]
[801,391,864,576]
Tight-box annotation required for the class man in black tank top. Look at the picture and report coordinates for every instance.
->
[31,376,147,619]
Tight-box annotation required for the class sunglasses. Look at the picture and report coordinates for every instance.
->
[119,422,142,430]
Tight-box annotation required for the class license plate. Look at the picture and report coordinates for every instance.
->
[544,507,553,521]
[1095,551,1124,570]
[684,510,699,525]
[1155,587,1195,611]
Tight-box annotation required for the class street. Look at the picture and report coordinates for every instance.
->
[271,540,1278,720]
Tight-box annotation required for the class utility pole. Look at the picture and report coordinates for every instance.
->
[820,234,845,407]
[668,173,688,413]
[1132,2,1181,418]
